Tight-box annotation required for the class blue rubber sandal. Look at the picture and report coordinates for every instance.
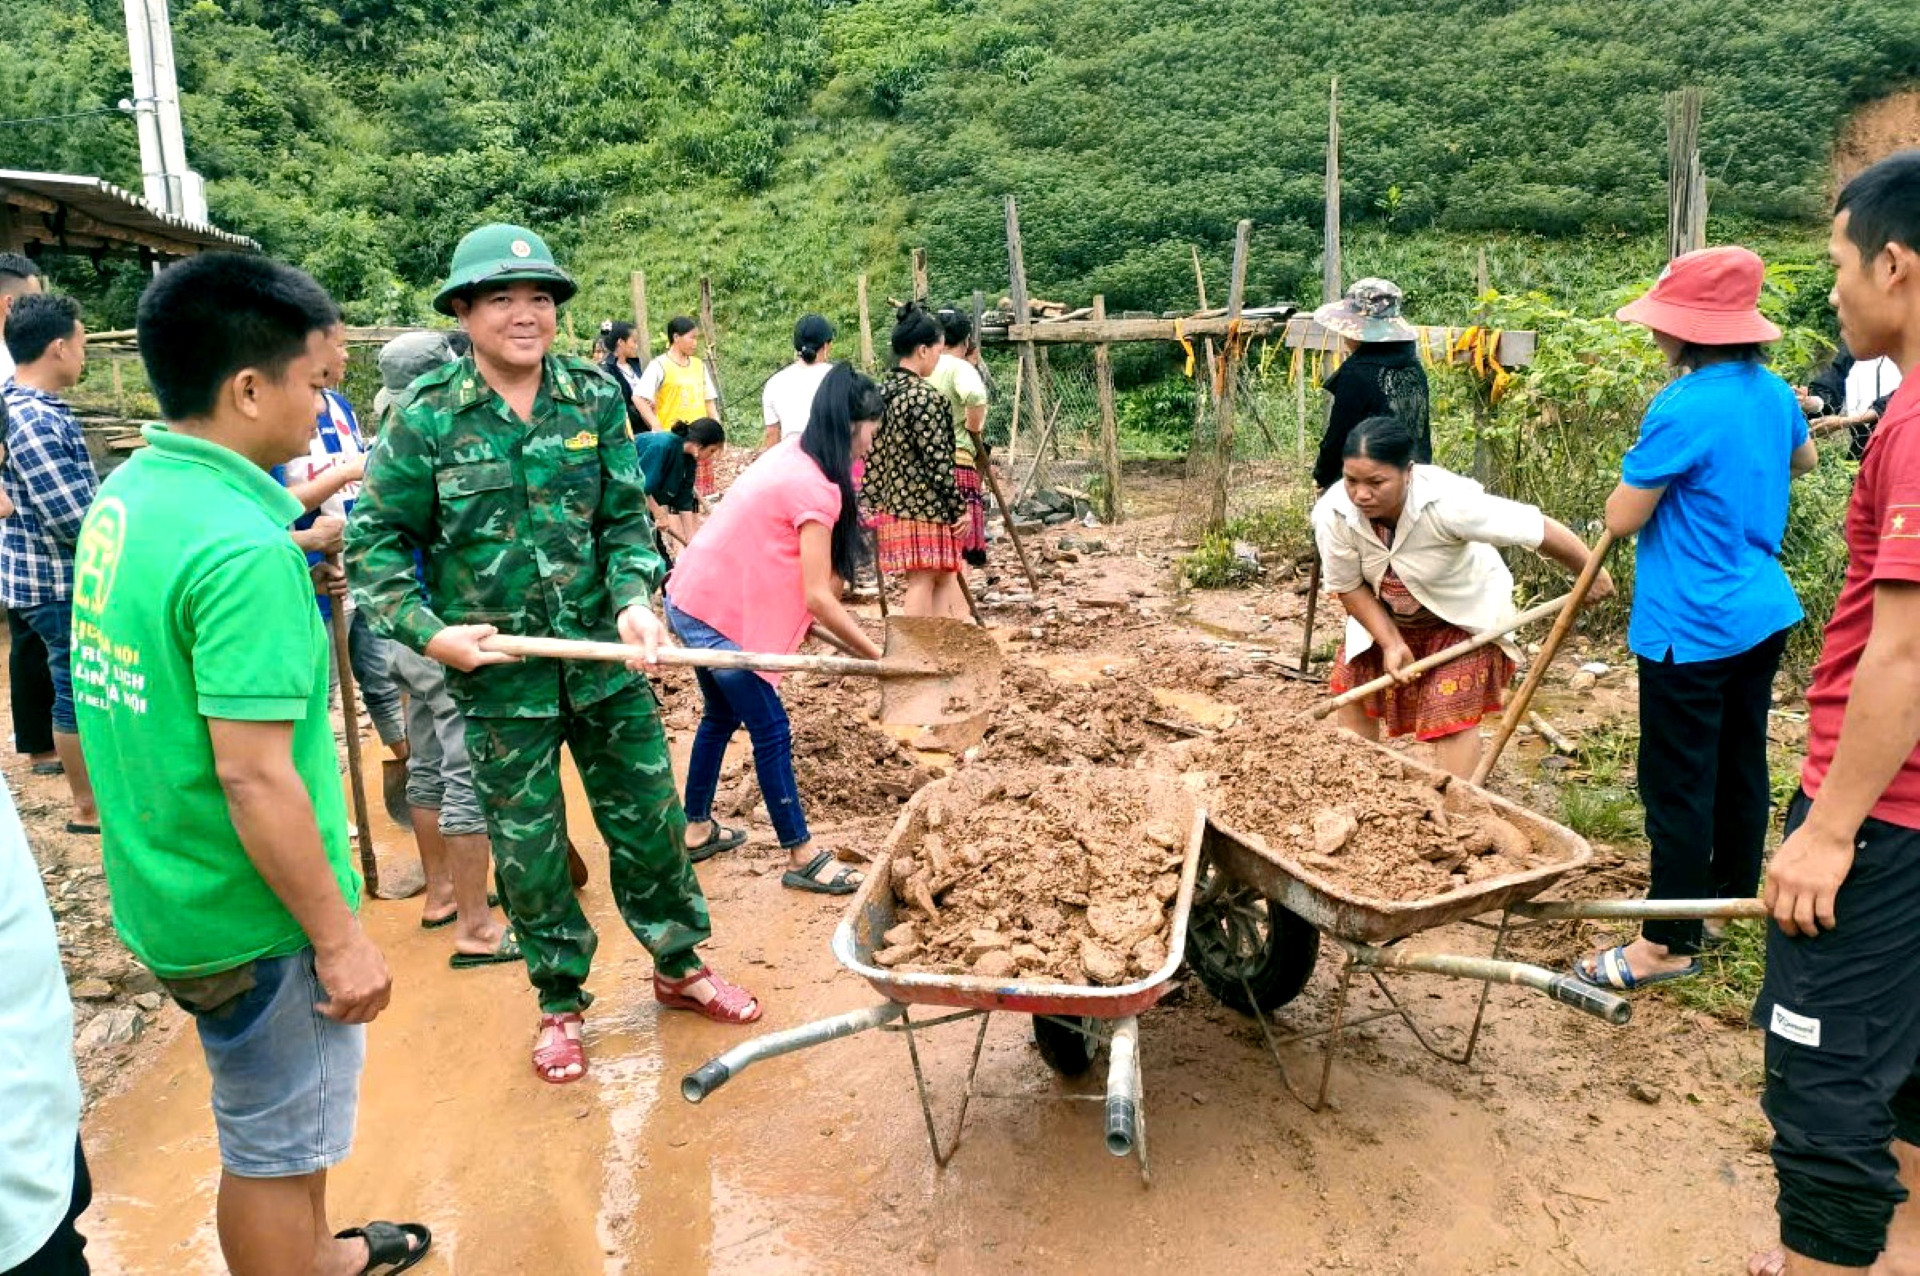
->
[1573,944,1701,991]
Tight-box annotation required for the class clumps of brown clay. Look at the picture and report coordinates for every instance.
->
[763,676,937,822]
[975,665,1178,766]
[1203,726,1556,901]
[874,767,1189,986]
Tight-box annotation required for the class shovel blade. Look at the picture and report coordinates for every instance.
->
[877,616,1003,751]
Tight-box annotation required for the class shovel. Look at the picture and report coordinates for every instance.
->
[481,615,1003,751]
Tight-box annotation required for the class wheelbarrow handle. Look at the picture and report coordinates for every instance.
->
[1544,974,1631,1025]
[681,1001,906,1103]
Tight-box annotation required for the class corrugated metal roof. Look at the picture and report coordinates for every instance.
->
[0,169,258,254]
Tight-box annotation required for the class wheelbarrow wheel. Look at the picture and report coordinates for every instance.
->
[1184,858,1319,1014]
[1031,1014,1096,1076]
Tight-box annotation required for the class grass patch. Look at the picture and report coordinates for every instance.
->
[1667,918,1767,1027]
[1557,784,1642,843]
[1178,532,1261,589]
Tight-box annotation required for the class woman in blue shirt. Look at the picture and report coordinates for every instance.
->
[1576,247,1818,992]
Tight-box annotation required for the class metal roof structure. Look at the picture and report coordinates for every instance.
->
[0,169,257,259]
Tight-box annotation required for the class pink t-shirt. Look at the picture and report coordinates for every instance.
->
[667,438,844,683]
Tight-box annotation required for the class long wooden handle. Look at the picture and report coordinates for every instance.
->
[1306,592,1573,721]
[325,555,380,896]
[480,633,928,678]
[977,454,1041,592]
[1471,530,1617,786]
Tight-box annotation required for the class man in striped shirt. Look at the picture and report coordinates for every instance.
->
[0,294,99,833]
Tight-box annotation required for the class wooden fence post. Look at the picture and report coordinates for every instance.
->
[1207,220,1252,532]
[630,271,652,360]
[1666,87,1708,260]
[698,276,724,408]
[857,274,875,372]
[1005,196,1048,493]
[1093,295,1121,524]
[1324,77,1343,304]
[1472,245,1493,483]
[912,248,929,304]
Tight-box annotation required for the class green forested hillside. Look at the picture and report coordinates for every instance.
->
[3,0,1917,369]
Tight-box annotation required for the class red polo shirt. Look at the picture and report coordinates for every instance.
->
[1803,375,1920,827]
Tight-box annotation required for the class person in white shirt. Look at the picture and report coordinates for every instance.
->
[761,314,836,448]
[1313,414,1612,778]
[0,778,89,1273]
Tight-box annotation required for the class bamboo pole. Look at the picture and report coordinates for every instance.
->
[1471,245,1493,484]
[1093,295,1121,524]
[1191,246,1220,409]
[857,274,875,372]
[630,271,652,360]
[698,276,724,408]
[1005,196,1048,490]
[1205,220,1251,532]
[1323,77,1343,305]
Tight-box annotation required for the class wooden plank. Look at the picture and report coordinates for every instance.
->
[857,274,875,372]
[1093,295,1121,524]
[1207,220,1252,531]
[630,271,652,361]
[1282,316,1536,367]
[1001,313,1289,345]
[699,276,724,409]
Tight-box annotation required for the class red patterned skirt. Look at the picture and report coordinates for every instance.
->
[1327,572,1514,741]
[956,466,988,556]
[873,515,961,575]
[695,450,717,497]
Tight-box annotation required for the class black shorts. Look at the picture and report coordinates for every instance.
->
[1754,791,1920,1268]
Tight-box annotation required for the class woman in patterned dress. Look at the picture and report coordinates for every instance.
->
[864,303,967,619]
[1313,415,1613,779]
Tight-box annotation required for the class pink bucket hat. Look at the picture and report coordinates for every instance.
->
[1614,247,1782,345]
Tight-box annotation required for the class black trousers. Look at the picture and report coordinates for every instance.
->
[3,1139,90,1275]
[1758,792,1920,1269]
[5,609,54,756]
[1636,626,1789,955]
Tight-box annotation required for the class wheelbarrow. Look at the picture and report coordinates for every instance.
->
[681,767,1207,1183]
[1182,735,1761,1110]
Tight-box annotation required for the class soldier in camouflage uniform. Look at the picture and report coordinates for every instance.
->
[346,223,760,1084]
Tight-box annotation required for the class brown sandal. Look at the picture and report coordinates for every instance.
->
[654,965,762,1024]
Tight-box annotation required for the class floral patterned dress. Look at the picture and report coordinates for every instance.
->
[866,367,962,574]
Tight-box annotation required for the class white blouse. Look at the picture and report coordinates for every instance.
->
[1312,464,1546,658]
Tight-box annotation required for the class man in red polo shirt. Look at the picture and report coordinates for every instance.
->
[1753,149,1920,1275]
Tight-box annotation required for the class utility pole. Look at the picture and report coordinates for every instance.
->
[123,0,205,224]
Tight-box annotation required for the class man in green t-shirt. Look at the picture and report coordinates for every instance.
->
[71,254,429,1276]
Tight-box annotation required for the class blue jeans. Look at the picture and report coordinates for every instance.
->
[17,601,75,735]
[664,597,810,848]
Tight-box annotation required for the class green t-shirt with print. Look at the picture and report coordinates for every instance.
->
[71,425,358,980]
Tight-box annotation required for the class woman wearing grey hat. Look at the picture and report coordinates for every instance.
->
[1311,278,1432,490]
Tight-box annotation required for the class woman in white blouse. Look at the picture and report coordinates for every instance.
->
[1313,415,1612,778]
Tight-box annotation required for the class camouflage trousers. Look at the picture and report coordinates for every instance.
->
[465,681,708,1014]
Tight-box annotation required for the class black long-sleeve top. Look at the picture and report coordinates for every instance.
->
[1312,341,1433,489]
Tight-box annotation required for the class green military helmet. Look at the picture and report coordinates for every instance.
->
[432,223,577,317]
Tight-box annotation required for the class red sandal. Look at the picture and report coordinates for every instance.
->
[654,965,762,1024]
[532,1012,586,1084]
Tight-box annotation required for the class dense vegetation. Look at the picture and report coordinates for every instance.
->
[4,0,1916,359]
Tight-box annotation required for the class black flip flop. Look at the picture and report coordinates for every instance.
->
[419,892,500,929]
[337,1220,431,1275]
[687,823,747,863]
[64,822,100,836]
[449,933,522,970]
[781,850,863,896]
[30,761,63,776]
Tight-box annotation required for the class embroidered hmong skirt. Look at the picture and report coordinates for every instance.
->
[694,450,717,497]
[956,465,988,556]
[873,514,961,576]
[1327,571,1515,741]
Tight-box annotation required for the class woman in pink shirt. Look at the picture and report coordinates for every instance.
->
[664,364,884,893]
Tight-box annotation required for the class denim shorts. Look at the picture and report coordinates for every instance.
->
[17,600,76,735]
[181,948,365,1178]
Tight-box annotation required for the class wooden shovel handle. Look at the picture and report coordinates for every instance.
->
[1471,529,1617,786]
[480,633,926,678]
[1306,592,1573,721]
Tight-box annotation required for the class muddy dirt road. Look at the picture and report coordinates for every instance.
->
[20,515,1781,1274]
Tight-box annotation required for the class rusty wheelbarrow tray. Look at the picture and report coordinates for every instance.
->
[682,768,1207,1182]
[1187,736,1634,1110]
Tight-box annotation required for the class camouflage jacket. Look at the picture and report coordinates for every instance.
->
[346,352,665,718]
